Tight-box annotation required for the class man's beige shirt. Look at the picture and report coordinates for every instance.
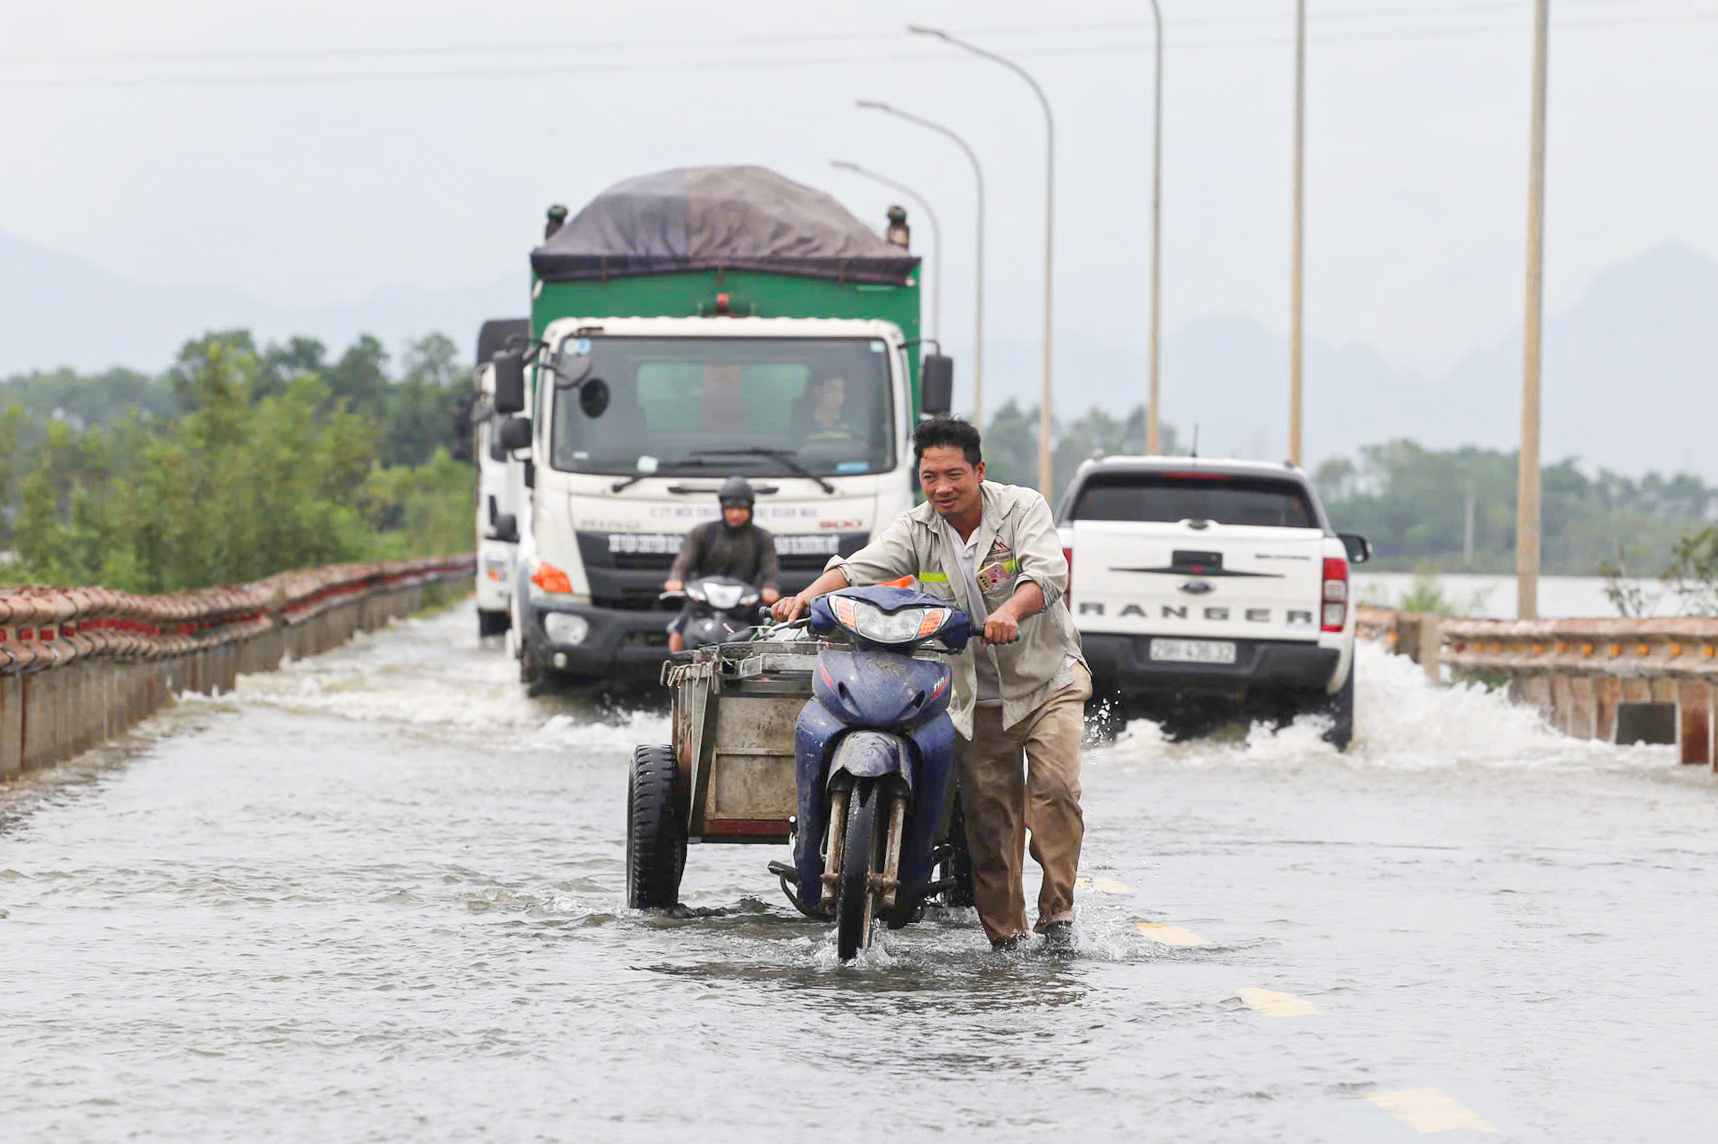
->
[827,481,1086,738]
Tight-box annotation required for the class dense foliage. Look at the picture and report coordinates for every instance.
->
[0,331,473,593]
[1310,439,1717,575]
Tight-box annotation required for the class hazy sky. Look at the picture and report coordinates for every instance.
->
[5,0,1717,381]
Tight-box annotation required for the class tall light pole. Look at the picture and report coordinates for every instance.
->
[1518,0,1550,620]
[856,99,987,427]
[830,160,943,343]
[1146,0,1166,456]
[909,25,1056,494]
[1289,0,1306,466]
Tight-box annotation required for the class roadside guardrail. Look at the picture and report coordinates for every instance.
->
[0,556,473,782]
[1356,604,1716,767]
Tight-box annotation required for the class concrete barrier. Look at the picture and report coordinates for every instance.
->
[1356,604,1718,770]
[0,555,473,783]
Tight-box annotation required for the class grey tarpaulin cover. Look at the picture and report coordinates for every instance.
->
[531,166,919,286]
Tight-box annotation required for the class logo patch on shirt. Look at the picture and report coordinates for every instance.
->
[976,538,1018,594]
[975,562,1011,594]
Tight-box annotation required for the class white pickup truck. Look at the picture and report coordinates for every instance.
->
[1056,457,1371,748]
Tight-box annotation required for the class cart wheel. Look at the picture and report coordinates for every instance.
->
[835,779,885,961]
[626,744,686,909]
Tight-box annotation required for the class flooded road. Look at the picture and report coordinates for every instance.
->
[3,602,1716,1141]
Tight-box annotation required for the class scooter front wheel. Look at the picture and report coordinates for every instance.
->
[835,780,884,961]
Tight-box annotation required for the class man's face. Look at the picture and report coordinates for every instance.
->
[722,502,752,528]
[917,444,984,520]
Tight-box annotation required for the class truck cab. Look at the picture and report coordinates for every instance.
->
[504,316,931,690]
[1057,456,1370,747]
[489,165,943,693]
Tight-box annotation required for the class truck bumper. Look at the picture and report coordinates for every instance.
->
[1083,634,1342,698]
[520,598,673,681]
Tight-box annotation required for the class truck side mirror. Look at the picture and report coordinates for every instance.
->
[492,349,527,414]
[921,353,954,416]
[492,514,519,542]
[498,416,533,452]
[1338,533,1372,564]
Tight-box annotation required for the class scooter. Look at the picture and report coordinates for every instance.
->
[784,585,973,960]
[663,576,768,651]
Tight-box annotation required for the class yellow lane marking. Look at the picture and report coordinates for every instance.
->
[1074,876,1132,894]
[1235,987,1318,1017]
[1135,921,1214,947]
[1367,1089,1497,1134]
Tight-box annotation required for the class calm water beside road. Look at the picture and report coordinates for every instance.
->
[3,603,1715,1142]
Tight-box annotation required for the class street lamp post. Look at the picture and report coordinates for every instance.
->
[830,160,943,344]
[1289,0,1306,466]
[856,99,987,427]
[1518,0,1550,620]
[909,25,1057,495]
[1145,0,1166,456]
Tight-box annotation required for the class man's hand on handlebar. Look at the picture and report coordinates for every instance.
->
[663,579,684,592]
[770,594,809,624]
[761,587,781,605]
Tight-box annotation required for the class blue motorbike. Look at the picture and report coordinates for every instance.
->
[782,585,974,960]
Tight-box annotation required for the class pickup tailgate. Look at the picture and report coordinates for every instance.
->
[1070,520,1326,643]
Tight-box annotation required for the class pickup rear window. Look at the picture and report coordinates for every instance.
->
[1067,474,1316,528]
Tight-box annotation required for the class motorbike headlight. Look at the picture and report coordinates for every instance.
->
[832,597,949,645]
[704,583,745,610]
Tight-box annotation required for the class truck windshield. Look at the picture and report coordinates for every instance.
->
[1069,474,1316,528]
[549,336,895,478]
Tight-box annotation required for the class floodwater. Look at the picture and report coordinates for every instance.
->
[2,602,1715,1142]
[1353,571,1667,619]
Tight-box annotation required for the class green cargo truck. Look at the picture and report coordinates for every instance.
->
[489,166,952,690]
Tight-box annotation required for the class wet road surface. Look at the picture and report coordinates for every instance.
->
[3,602,1715,1141]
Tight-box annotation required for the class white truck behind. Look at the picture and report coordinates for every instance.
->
[1057,457,1371,748]
[471,318,529,639]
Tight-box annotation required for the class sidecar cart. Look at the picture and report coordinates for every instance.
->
[627,640,815,909]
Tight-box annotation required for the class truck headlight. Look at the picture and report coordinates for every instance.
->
[543,612,590,645]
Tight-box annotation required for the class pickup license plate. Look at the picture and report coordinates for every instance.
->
[1150,638,1237,665]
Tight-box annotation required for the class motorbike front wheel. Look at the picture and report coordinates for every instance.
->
[835,780,885,961]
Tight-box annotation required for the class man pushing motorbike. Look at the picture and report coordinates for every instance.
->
[665,477,782,654]
[772,418,1092,949]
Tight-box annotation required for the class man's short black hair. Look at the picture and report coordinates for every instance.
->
[913,416,983,467]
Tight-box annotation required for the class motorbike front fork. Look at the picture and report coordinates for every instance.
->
[818,778,909,916]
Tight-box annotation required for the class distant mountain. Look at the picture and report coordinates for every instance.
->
[1436,243,1718,479]
[979,241,1718,482]
[0,232,526,373]
[982,315,1430,468]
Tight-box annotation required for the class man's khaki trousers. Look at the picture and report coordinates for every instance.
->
[956,665,1092,946]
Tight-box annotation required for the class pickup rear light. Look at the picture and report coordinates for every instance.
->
[1321,556,1348,632]
[1063,546,1074,606]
